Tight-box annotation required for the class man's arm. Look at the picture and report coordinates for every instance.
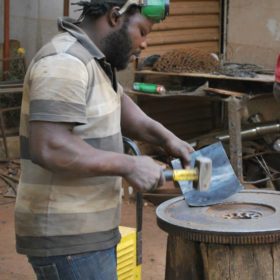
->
[121,94,194,166]
[29,121,164,191]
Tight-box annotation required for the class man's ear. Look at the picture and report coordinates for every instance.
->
[108,6,122,27]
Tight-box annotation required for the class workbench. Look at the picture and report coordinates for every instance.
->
[130,70,275,181]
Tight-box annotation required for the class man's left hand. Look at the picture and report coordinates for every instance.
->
[163,137,194,168]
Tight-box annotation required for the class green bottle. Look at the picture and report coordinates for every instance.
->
[133,82,166,95]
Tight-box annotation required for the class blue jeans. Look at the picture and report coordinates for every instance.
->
[28,248,117,280]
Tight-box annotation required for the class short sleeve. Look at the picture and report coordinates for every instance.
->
[117,82,124,96]
[29,53,89,124]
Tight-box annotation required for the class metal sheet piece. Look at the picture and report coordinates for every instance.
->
[171,142,244,206]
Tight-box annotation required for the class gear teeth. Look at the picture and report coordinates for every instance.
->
[158,219,280,245]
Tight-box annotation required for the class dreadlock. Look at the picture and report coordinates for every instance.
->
[72,0,138,21]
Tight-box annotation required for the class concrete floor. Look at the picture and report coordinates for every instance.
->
[0,194,167,280]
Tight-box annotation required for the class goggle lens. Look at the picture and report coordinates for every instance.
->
[141,0,169,22]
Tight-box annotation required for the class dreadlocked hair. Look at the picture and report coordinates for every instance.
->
[72,1,115,20]
[72,0,138,21]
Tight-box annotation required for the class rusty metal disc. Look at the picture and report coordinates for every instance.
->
[156,190,280,244]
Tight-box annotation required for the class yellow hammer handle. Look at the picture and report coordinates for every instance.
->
[164,169,198,182]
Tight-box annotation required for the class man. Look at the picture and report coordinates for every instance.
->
[15,0,193,279]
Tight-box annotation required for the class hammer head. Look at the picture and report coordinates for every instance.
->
[193,156,212,191]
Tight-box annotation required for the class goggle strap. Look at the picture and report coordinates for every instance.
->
[118,0,144,15]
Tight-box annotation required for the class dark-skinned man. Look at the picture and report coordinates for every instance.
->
[15,1,193,279]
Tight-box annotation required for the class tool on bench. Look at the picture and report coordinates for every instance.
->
[163,156,212,192]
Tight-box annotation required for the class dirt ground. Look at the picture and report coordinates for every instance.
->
[0,192,168,280]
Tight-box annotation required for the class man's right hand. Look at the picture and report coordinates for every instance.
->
[124,156,165,192]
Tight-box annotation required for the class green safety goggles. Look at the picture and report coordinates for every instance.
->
[118,0,169,23]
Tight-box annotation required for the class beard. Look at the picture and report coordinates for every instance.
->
[100,22,133,71]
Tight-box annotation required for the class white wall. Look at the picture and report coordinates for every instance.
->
[226,0,280,68]
[0,0,80,63]
[0,0,133,86]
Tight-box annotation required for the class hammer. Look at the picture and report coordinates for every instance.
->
[163,156,212,191]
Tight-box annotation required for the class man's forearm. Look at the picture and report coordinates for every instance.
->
[29,121,165,191]
[29,121,135,178]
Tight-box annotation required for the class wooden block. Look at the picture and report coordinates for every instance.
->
[193,156,212,191]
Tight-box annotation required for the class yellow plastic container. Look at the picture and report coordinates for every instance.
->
[117,226,141,280]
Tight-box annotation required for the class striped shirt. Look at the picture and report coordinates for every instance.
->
[15,17,124,257]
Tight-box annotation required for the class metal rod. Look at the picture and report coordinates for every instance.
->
[136,192,143,266]
[3,0,10,81]
[63,0,70,16]
[218,123,280,141]
[190,122,280,148]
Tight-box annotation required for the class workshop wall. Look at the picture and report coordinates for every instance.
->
[0,0,80,64]
[2,0,279,70]
[0,0,221,67]
[226,0,280,69]
[142,0,221,58]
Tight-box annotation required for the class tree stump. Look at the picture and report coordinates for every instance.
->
[165,235,280,280]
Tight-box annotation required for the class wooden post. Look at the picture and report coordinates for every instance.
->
[228,97,243,181]
[3,0,10,80]
[63,0,70,17]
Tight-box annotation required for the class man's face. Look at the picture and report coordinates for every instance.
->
[100,20,132,71]
[101,12,154,70]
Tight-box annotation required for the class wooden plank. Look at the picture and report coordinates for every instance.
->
[140,115,213,129]
[170,1,220,15]
[273,243,280,278]
[142,41,219,57]
[140,105,212,116]
[137,95,211,107]
[147,28,219,46]
[228,245,273,280]
[152,14,220,31]
[205,87,246,98]
[206,244,276,280]
[139,102,212,116]
[0,87,23,94]
[147,115,213,128]
[228,97,243,180]
[165,235,204,280]
[134,70,275,83]
[207,244,230,280]
[158,120,213,131]
[142,1,221,58]
[0,82,23,88]
[141,112,213,124]
[129,90,215,99]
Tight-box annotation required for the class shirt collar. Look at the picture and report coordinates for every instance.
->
[57,17,118,91]
[57,17,105,60]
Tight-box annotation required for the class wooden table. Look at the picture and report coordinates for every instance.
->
[133,70,275,181]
